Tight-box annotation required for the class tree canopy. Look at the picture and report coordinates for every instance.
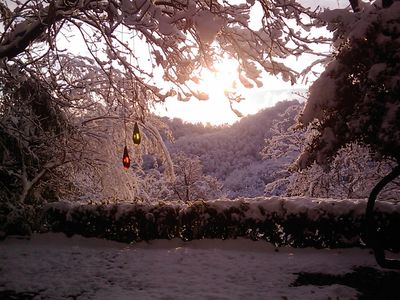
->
[297,0,400,168]
[0,0,324,105]
[294,0,400,269]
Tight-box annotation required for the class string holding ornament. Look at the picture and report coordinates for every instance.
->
[131,81,141,146]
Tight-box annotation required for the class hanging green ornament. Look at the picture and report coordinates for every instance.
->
[132,122,141,145]
[122,145,130,169]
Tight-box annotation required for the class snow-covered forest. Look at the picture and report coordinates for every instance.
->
[1,0,400,298]
[163,100,400,200]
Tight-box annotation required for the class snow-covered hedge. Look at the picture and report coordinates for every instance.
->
[43,197,400,250]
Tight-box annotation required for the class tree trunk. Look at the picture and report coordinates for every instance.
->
[366,165,400,269]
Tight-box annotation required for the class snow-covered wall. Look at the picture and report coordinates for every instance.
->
[44,197,400,250]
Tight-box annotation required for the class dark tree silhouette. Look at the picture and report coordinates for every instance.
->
[298,0,400,268]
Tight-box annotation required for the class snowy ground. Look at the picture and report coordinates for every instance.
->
[1,233,399,300]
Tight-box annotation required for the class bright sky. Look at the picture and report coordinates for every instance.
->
[156,76,308,125]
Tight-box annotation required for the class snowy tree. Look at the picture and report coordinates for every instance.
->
[0,62,181,237]
[263,102,399,200]
[168,152,223,202]
[0,70,84,234]
[63,111,178,202]
[297,0,400,268]
[0,0,330,210]
[262,101,306,162]
[134,168,172,202]
[262,102,315,197]
[266,144,399,199]
[0,0,326,105]
[297,1,400,168]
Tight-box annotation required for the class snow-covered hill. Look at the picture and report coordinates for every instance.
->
[163,100,300,197]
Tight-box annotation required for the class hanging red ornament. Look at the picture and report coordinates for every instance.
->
[132,122,141,145]
[122,145,130,169]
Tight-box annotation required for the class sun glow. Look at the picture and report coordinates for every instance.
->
[161,59,254,125]
[154,59,250,125]
[155,58,307,125]
[194,61,239,102]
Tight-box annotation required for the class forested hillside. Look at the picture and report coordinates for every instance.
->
[164,100,300,198]
[162,100,400,200]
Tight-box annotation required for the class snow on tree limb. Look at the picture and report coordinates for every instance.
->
[0,0,328,103]
[297,1,400,169]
